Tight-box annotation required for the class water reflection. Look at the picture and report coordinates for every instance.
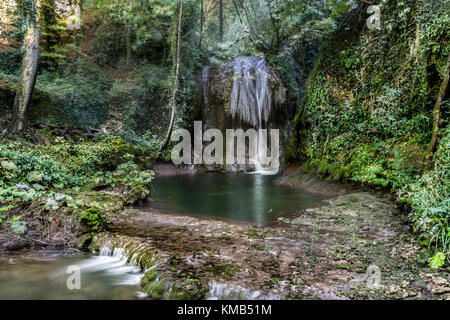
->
[144,173,324,226]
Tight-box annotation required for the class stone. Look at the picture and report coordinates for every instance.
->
[411,280,428,292]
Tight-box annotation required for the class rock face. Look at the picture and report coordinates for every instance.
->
[200,56,288,172]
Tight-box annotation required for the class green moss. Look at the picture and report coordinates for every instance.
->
[80,208,108,233]
[317,159,329,176]
[300,162,310,172]
[141,270,209,300]
[204,261,239,281]
[288,0,449,258]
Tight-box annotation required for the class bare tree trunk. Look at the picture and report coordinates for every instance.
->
[126,24,131,66]
[126,0,132,67]
[161,1,183,151]
[199,0,204,49]
[10,0,40,136]
[219,0,224,41]
[423,53,450,168]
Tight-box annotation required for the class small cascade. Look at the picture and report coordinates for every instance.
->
[77,246,144,286]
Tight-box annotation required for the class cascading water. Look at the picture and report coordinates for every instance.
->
[229,57,272,128]
[229,57,276,174]
[0,248,147,299]
[77,246,144,286]
[202,65,210,112]
[202,56,281,173]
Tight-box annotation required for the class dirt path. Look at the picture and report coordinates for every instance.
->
[93,192,450,300]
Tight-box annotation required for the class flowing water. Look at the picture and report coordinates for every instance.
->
[0,249,145,299]
[202,56,280,173]
[145,173,324,226]
[229,57,276,173]
[0,174,324,299]
[229,56,272,128]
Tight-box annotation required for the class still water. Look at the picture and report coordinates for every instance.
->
[146,173,324,226]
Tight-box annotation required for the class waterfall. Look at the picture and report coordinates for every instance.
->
[77,246,144,286]
[202,56,281,173]
[202,65,210,111]
[230,57,275,174]
[230,56,272,128]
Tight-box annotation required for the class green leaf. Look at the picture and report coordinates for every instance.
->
[10,221,27,235]
[429,252,446,269]
[8,215,21,223]
[0,205,13,212]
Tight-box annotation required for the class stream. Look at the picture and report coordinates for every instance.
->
[0,173,326,299]
[0,249,145,299]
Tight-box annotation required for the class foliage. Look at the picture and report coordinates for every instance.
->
[0,139,82,190]
[229,0,349,54]
[429,252,446,269]
[0,133,152,202]
[80,208,107,232]
[90,0,177,66]
[290,0,449,265]
[109,65,171,138]
[98,161,154,191]
[10,220,27,234]
[8,215,27,234]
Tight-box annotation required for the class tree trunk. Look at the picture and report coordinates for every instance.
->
[126,24,131,66]
[199,0,204,49]
[219,0,224,41]
[161,1,183,150]
[423,53,450,167]
[10,0,40,136]
[126,0,132,67]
